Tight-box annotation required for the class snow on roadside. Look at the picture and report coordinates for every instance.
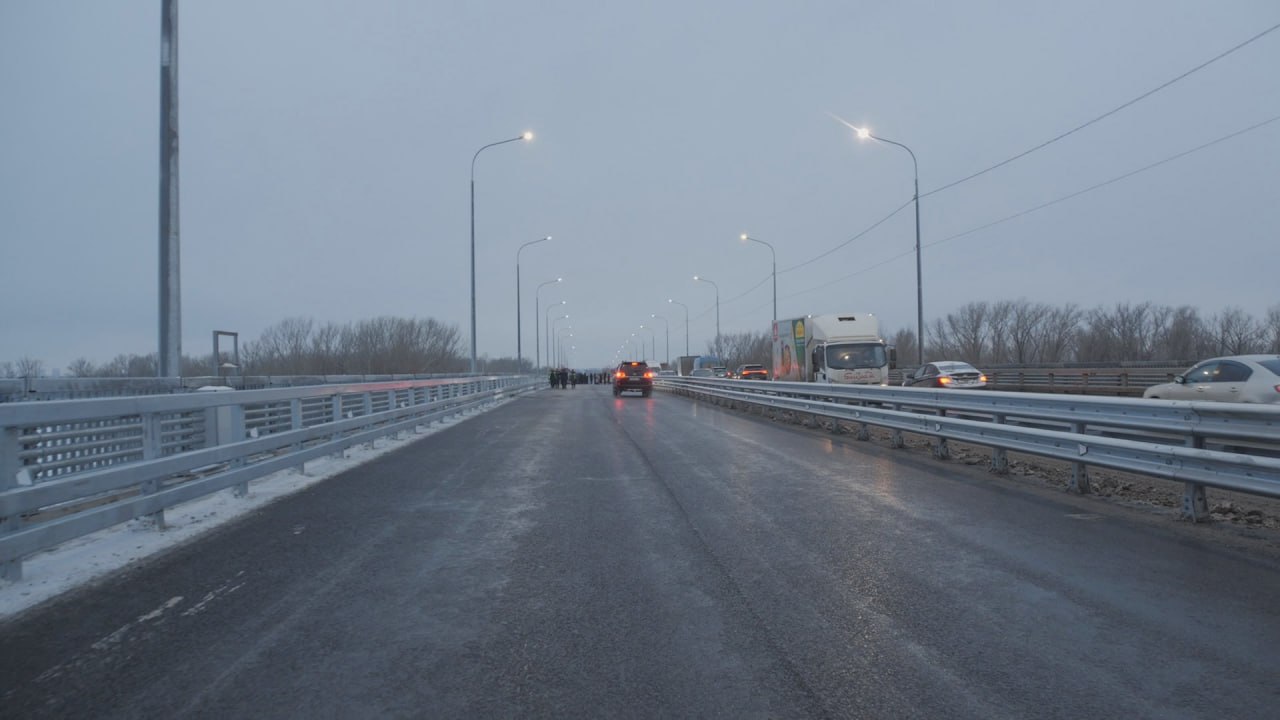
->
[0,398,511,621]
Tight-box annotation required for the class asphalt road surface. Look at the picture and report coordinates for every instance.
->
[3,384,1279,718]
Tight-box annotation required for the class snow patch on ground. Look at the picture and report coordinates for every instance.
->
[0,399,509,621]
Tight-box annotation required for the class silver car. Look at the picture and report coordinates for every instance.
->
[1142,355,1280,404]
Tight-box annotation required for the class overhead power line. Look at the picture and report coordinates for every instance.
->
[922,20,1280,198]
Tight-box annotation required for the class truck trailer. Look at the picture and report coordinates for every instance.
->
[772,314,895,385]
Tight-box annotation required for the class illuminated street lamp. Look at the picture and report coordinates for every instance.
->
[516,236,550,371]
[470,130,533,373]
[693,276,720,343]
[740,234,776,336]
[852,125,923,365]
[667,299,689,355]
[535,277,562,368]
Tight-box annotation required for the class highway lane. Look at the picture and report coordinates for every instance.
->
[2,384,1278,718]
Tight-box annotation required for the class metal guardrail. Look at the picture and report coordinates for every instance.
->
[0,375,540,580]
[886,365,1185,396]
[658,377,1280,522]
[0,372,484,403]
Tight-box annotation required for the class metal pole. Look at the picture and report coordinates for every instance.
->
[158,0,181,378]
[669,299,689,355]
[913,173,923,365]
[743,235,777,344]
[516,237,550,372]
[862,132,922,365]
[470,134,527,374]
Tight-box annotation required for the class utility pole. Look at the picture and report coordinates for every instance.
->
[158,0,181,377]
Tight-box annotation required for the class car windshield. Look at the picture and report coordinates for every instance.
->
[826,343,887,370]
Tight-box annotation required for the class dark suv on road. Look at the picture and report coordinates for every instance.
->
[613,361,654,397]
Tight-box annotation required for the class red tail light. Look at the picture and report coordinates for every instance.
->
[644,371,654,379]
[615,371,625,379]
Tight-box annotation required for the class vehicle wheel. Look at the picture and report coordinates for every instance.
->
[642,389,652,398]
[613,388,620,397]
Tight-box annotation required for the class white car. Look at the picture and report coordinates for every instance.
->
[1142,355,1280,404]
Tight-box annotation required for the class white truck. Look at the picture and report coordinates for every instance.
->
[772,314,895,385]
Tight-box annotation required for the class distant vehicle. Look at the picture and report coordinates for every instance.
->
[902,361,988,389]
[690,368,715,377]
[658,369,677,376]
[676,355,723,377]
[772,314,895,385]
[1142,355,1280,404]
[735,364,768,380]
[711,367,730,378]
[613,360,654,397]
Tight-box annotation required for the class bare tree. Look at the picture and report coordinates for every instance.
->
[1213,306,1263,355]
[889,328,917,367]
[1265,304,1280,354]
[1037,304,1081,363]
[0,361,13,378]
[946,301,990,364]
[66,357,96,377]
[16,356,44,378]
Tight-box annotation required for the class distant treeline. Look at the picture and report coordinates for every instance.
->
[5,301,1279,378]
[706,300,1280,370]
[4,316,531,378]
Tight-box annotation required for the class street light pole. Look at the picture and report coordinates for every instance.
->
[693,276,720,346]
[854,127,923,365]
[553,320,571,366]
[516,236,550,372]
[547,309,567,366]
[535,277,561,368]
[639,325,656,362]
[650,314,669,366]
[470,131,532,373]
[668,299,689,355]
[740,234,777,337]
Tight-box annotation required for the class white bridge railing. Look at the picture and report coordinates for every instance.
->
[0,376,540,581]
[659,377,1280,521]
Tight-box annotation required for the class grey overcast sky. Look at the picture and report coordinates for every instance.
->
[2,1,1278,370]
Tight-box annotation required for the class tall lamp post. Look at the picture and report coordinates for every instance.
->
[668,299,689,355]
[470,131,532,373]
[853,126,923,365]
[639,325,656,362]
[553,320,571,366]
[516,236,550,372]
[535,277,561,368]
[650,314,669,366]
[556,328,573,367]
[546,305,566,367]
[740,234,776,336]
[693,276,720,346]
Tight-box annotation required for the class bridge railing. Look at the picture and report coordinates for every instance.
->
[658,377,1280,521]
[0,375,540,581]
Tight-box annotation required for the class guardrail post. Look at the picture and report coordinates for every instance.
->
[290,399,304,473]
[1181,435,1210,522]
[1069,422,1091,494]
[138,412,167,529]
[990,414,1009,475]
[228,405,248,497]
[1,425,23,580]
[932,412,951,460]
[330,393,344,459]
[856,422,870,441]
[889,404,905,448]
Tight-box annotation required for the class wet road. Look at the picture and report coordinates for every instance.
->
[3,384,1279,718]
